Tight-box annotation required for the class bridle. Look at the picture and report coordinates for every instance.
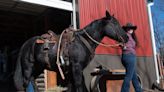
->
[82,22,126,47]
[107,19,126,44]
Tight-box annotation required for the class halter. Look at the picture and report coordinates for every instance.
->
[107,18,126,43]
[83,26,125,47]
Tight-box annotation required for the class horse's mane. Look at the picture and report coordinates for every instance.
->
[75,18,104,35]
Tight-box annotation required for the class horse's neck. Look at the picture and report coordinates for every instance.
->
[81,28,104,49]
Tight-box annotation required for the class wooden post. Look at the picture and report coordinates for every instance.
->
[156,54,163,78]
[46,70,57,89]
[156,54,164,89]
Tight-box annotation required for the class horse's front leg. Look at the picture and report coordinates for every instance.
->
[72,62,86,92]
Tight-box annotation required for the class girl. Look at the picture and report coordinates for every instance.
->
[121,23,142,92]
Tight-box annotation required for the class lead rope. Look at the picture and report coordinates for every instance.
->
[56,30,66,80]
[83,29,121,47]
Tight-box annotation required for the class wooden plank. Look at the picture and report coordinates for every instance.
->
[109,69,125,73]
[106,80,134,92]
[36,73,45,92]
[156,54,163,77]
[46,71,57,89]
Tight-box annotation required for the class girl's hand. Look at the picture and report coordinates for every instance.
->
[118,43,124,47]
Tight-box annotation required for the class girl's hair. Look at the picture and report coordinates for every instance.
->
[126,29,139,47]
[132,32,139,47]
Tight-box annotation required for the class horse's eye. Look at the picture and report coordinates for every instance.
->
[113,20,118,24]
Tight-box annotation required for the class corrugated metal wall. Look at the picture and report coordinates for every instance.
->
[79,0,153,57]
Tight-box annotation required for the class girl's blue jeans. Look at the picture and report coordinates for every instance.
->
[121,53,142,92]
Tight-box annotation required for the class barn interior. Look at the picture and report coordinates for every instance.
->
[0,0,72,91]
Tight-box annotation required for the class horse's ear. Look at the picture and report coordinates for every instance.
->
[106,11,111,20]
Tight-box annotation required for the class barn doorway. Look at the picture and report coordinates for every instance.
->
[0,0,72,91]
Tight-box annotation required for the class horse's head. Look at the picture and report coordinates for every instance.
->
[102,11,128,43]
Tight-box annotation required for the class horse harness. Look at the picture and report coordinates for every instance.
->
[35,27,95,79]
[55,27,99,80]
[35,27,123,80]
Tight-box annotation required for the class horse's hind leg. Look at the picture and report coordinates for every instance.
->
[23,63,36,92]
[31,79,39,92]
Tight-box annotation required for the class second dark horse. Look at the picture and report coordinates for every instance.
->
[13,11,128,92]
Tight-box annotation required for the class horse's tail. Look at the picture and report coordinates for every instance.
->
[13,36,40,91]
[13,56,24,91]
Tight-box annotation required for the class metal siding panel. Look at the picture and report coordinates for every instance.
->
[79,0,106,28]
[79,0,153,56]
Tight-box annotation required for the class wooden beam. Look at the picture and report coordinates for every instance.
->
[18,0,73,11]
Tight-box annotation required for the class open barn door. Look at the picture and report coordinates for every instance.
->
[15,0,76,91]
[0,0,76,92]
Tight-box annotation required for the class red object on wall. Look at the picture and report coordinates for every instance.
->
[79,0,153,56]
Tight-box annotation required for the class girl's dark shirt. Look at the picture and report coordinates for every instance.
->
[122,33,136,55]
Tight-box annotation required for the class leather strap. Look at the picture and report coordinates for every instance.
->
[78,35,94,54]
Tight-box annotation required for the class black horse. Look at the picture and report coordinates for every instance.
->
[13,11,128,92]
